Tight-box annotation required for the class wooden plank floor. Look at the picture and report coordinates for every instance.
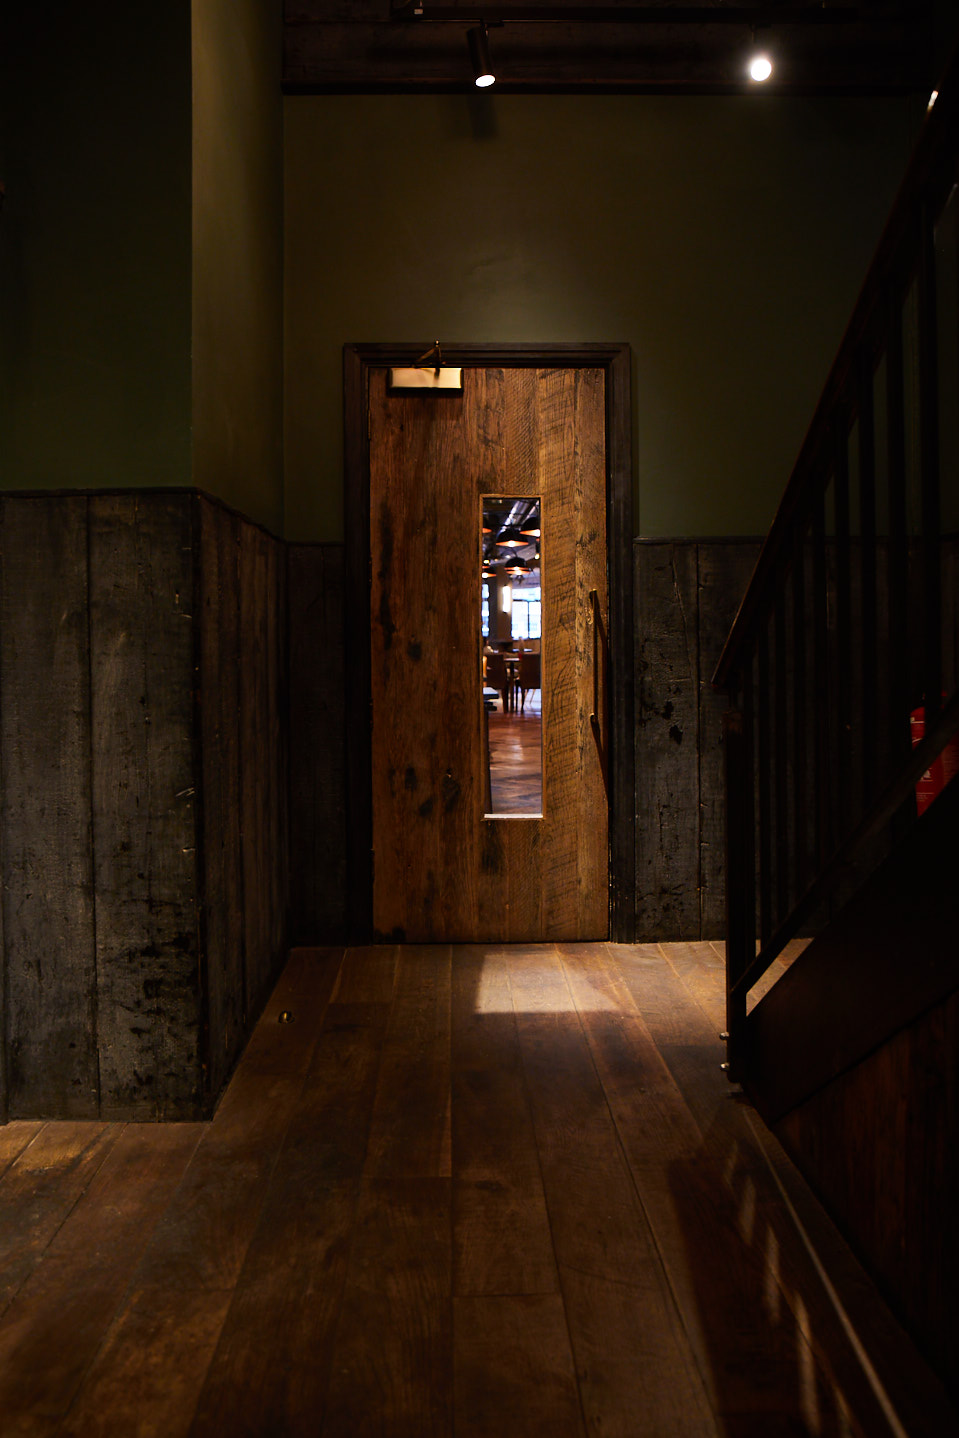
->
[0,943,953,1437]
[488,705,543,815]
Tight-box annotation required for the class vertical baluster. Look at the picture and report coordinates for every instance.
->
[887,292,911,769]
[812,486,831,867]
[757,614,772,948]
[834,408,853,835]
[858,347,878,804]
[723,702,748,1080]
[792,522,808,896]
[742,658,757,963]
[774,577,788,921]
[919,202,942,727]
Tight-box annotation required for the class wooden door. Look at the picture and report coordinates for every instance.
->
[369,366,608,942]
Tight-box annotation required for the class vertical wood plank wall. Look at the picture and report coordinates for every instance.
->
[635,539,760,939]
[0,498,98,1118]
[0,492,287,1121]
[287,544,348,942]
[286,536,759,948]
[198,498,289,1102]
[0,513,756,1119]
[90,494,200,1120]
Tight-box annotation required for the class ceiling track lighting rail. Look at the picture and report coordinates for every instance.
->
[289,4,930,95]
[392,5,878,25]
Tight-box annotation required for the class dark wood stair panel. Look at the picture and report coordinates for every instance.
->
[745,773,959,1123]
[750,1106,959,1438]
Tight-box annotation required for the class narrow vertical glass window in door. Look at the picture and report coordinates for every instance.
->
[480,497,543,817]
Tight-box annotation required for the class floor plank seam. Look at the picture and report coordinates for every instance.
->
[506,946,592,1438]
[185,947,353,1436]
[0,1122,127,1328]
[44,1125,209,1434]
[573,945,720,1430]
[308,946,411,1435]
[0,1121,44,1185]
[656,942,723,1043]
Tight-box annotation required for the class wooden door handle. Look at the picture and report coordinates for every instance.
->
[589,589,609,797]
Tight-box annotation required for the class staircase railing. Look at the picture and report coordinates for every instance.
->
[714,48,959,1081]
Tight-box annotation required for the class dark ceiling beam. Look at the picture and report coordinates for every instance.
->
[283,14,932,93]
[386,6,893,22]
[287,1,918,13]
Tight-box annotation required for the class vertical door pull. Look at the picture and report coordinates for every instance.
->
[589,589,609,797]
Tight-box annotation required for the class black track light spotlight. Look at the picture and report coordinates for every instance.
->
[468,21,495,88]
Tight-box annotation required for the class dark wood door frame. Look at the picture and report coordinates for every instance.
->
[344,341,635,942]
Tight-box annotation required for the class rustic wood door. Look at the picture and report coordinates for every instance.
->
[369,365,608,942]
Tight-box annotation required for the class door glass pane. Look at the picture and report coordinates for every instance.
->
[481,497,543,817]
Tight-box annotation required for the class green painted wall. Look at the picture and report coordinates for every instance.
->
[0,2,284,532]
[0,5,193,490]
[192,0,284,534]
[284,93,922,542]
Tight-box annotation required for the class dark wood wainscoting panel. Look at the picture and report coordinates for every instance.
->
[198,498,289,1101]
[696,543,762,934]
[634,539,759,941]
[239,523,267,1016]
[635,543,700,939]
[198,499,246,1100]
[287,544,348,943]
[0,497,98,1118]
[238,518,289,1020]
[275,537,290,992]
[90,494,201,1120]
[0,489,287,1122]
[263,528,289,1014]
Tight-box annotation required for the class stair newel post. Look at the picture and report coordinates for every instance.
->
[723,703,750,1082]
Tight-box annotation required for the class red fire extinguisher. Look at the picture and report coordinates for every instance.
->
[910,703,959,815]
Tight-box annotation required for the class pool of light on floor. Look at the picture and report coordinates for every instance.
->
[472,958,620,1013]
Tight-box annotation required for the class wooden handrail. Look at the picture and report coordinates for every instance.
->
[714,42,959,692]
[717,39,959,1072]
[729,688,959,1003]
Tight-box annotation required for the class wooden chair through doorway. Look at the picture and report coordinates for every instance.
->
[519,652,541,712]
[485,651,513,712]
